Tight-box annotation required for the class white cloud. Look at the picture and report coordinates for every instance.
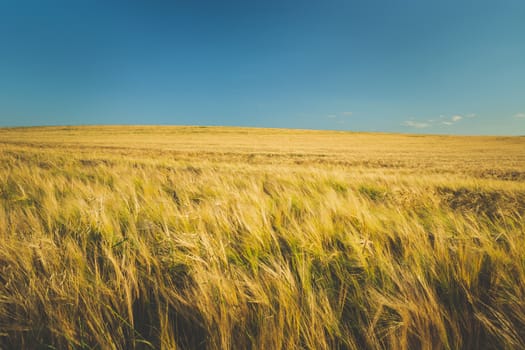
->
[403,113,477,130]
[326,111,353,120]
[403,120,431,128]
[514,113,525,119]
[439,114,464,126]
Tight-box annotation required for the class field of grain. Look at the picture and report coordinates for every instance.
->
[1,126,524,349]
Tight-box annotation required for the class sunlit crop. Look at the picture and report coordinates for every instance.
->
[1,126,524,349]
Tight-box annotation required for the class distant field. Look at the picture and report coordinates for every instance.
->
[1,126,525,349]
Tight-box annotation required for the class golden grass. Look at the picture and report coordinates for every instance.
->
[0,126,524,349]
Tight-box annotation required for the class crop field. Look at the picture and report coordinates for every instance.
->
[1,126,525,349]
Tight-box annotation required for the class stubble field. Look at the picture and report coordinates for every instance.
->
[0,126,524,349]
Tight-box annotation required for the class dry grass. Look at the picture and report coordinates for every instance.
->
[1,126,524,349]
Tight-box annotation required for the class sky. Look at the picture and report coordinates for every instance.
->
[0,0,524,135]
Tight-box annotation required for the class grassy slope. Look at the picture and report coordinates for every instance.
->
[0,126,524,349]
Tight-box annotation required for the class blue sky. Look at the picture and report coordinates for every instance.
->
[0,0,524,134]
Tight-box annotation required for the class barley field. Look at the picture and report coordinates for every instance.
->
[0,126,524,349]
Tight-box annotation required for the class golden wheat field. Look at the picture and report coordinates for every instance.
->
[1,126,524,349]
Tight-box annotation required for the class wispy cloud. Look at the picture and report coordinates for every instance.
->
[439,114,465,126]
[403,113,473,129]
[326,111,353,124]
[403,120,431,129]
[514,112,525,119]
